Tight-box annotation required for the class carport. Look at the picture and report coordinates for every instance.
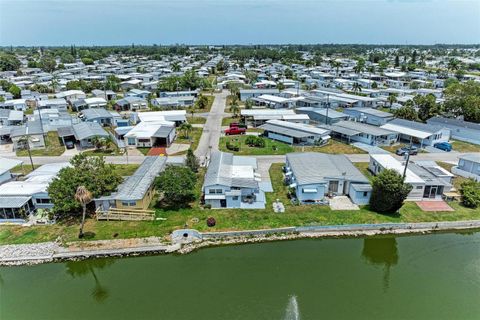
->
[152,126,174,147]
[57,126,76,146]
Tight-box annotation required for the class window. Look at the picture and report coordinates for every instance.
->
[232,196,239,201]
[416,186,423,189]
[209,189,223,194]
[36,198,51,204]
[121,201,136,206]
[363,192,368,197]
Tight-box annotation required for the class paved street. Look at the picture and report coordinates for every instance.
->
[194,90,228,165]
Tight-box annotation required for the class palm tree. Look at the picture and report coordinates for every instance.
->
[50,74,59,93]
[90,136,104,150]
[75,186,92,238]
[331,60,341,76]
[171,62,181,72]
[102,135,114,151]
[447,58,460,72]
[387,93,398,108]
[352,82,362,93]
[230,103,240,118]
[179,122,192,139]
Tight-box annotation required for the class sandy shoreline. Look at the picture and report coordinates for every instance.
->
[1,220,480,267]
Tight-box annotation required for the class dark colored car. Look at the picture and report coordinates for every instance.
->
[395,146,418,156]
[229,122,247,129]
[65,141,75,149]
[225,127,246,135]
[434,142,452,152]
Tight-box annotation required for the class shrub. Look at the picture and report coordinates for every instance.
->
[245,135,265,148]
[369,169,412,213]
[207,217,216,227]
[204,204,212,209]
[460,179,480,208]
[226,141,240,151]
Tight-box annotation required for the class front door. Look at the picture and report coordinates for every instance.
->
[220,199,227,208]
[429,187,438,199]
[329,181,339,193]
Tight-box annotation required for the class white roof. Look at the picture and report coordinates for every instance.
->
[56,90,85,98]
[241,109,295,116]
[0,157,23,175]
[84,97,107,105]
[137,110,186,123]
[380,123,431,139]
[125,121,174,139]
[230,165,254,179]
[370,154,424,184]
[0,162,69,196]
[257,94,288,103]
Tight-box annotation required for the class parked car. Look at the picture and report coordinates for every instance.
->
[65,141,75,149]
[230,122,247,129]
[434,142,452,152]
[395,146,418,156]
[225,127,246,135]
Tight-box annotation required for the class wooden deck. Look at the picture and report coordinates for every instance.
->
[96,208,156,221]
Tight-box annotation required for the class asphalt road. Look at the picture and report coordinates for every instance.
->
[194,90,229,165]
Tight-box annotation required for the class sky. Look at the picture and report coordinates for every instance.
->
[0,0,479,46]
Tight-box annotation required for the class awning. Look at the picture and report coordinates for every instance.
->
[289,183,297,188]
[204,194,226,200]
[321,135,331,141]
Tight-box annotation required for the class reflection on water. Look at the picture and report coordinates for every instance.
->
[65,258,115,303]
[284,295,300,320]
[362,237,399,291]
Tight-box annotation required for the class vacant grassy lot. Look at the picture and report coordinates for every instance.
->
[295,140,367,154]
[450,140,480,152]
[2,163,479,245]
[176,127,203,151]
[16,132,65,157]
[187,116,207,125]
[219,135,295,155]
[82,147,122,157]
[112,164,140,176]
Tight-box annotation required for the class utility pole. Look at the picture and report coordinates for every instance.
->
[35,99,47,147]
[402,137,413,180]
[325,94,330,125]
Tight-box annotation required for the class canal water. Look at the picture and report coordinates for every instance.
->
[1,232,480,320]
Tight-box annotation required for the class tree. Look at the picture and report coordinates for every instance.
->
[230,103,240,118]
[369,169,413,213]
[155,165,197,207]
[171,62,181,72]
[185,148,199,173]
[444,77,459,88]
[460,179,480,209]
[444,81,480,123]
[75,186,92,238]
[8,84,21,99]
[331,60,341,76]
[82,57,94,65]
[179,122,192,139]
[353,58,365,74]
[0,53,21,71]
[352,82,362,93]
[245,99,254,109]
[39,56,56,72]
[414,94,440,122]
[195,94,209,110]
[387,93,398,108]
[47,154,122,218]
[394,55,400,68]
[393,105,419,121]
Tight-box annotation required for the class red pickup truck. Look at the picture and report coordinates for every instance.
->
[225,126,246,135]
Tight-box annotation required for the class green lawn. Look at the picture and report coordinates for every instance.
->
[196,95,215,112]
[354,162,374,181]
[295,140,367,154]
[219,135,295,155]
[2,163,479,245]
[137,147,151,156]
[175,127,203,151]
[16,132,65,157]
[450,140,480,153]
[222,117,241,126]
[187,116,207,125]
[10,164,40,175]
[219,136,366,156]
[82,148,122,157]
[112,164,140,177]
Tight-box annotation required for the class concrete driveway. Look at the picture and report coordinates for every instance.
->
[194,90,229,165]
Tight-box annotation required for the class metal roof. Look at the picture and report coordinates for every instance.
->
[0,157,23,175]
[460,154,480,163]
[204,151,258,189]
[81,108,113,120]
[114,156,167,201]
[345,107,393,118]
[286,152,369,185]
[0,196,31,208]
[321,120,396,137]
[427,116,480,131]
[72,122,109,141]
[259,119,329,137]
[296,107,348,119]
[153,126,174,138]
